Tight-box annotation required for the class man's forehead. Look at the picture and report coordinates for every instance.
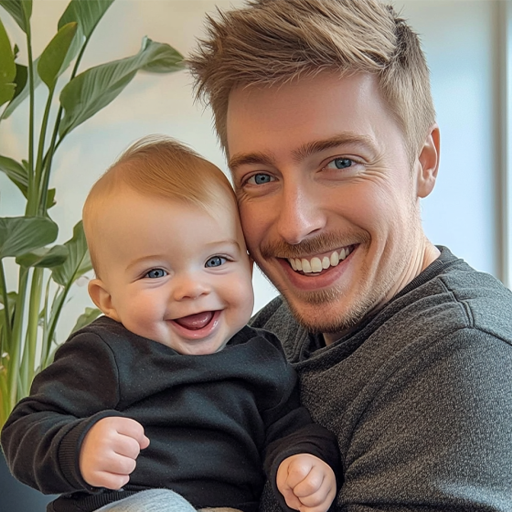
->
[226,72,389,166]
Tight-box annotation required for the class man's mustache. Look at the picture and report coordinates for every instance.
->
[259,232,366,259]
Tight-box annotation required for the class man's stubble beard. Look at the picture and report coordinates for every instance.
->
[257,206,420,335]
[257,231,381,334]
[283,272,376,334]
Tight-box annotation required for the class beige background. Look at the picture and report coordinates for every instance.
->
[0,0,510,339]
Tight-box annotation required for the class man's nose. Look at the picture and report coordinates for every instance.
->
[275,178,326,245]
[172,275,210,301]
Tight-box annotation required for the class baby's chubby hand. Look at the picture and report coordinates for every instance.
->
[79,416,150,490]
[277,453,336,512]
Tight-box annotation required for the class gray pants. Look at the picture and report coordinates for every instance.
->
[96,489,196,512]
[95,489,242,512]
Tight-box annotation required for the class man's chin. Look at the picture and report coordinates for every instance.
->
[280,288,376,336]
[281,297,344,334]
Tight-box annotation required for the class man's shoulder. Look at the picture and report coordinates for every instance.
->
[434,259,512,342]
[388,247,512,347]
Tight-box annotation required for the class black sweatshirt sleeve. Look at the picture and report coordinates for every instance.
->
[257,330,341,511]
[1,330,124,494]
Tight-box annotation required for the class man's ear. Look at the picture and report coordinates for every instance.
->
[416,124,440,199]
[88,278,120,321]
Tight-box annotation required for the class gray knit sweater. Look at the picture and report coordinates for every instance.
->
[252,247,512,511]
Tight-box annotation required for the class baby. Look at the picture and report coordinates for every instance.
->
[1,136,340,512]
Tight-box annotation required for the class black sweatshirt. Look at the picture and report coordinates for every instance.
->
[1,318,340,512]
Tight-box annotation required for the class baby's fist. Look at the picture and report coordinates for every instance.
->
[79,416,149,490]
[277,453,336,512]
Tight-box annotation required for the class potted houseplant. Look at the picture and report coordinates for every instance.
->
[0,0,184,431]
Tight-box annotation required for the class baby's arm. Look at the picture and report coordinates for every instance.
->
[79,416,150,489]
[276,453,336,512]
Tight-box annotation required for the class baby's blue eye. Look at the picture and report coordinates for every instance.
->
[205,256,226,268]
[145,268,167,279]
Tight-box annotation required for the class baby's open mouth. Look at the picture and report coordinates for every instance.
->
[174,311,214,330]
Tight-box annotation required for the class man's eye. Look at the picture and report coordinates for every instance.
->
[145,268,167,279]
[325,158,353,169]
[248,173,273,185]
[205,256,227,268]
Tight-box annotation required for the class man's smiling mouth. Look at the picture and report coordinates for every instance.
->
[287,245,355,274]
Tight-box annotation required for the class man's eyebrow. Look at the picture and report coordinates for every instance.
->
[293,134,376,162]
[229,133,376,171]
[228,152,275,172]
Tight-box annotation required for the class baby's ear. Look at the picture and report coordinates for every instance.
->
[88,278,120,321]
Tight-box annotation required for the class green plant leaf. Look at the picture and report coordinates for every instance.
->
[0,155,28,196]
[0,0,32,34]
[0,290,16,342]
[11,63,27,100]
[0,290,16,310]
[0,17,16,107]
[16,244,68,268]
[59,37,184,137]
[58,0,114,38]
[38,22,78,90]
[70,306,101,334]
[56,1,115,81]
[140,44,184,73]
[0,216,58,259]
[0,57,41,120]
[51,220,92,286]
[46,187,56,209]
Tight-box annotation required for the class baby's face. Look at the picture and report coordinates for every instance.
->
[90,188,254,355]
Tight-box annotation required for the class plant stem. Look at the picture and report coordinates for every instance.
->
[40,31,93,213]
[44,282,70,367]
[0,260,12,344]
[35,89,54,216]
[25,24,36,217]
[0,362,9,429]
[20,267,43,397]
[40,113,59,216]
[40,277,52,366]
[8,268,29,409]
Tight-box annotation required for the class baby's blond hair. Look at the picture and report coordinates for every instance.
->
[83,135,235,274]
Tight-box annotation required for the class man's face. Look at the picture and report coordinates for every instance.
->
[226,72,438,341]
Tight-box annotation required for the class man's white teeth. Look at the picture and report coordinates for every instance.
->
[310,257,322,273]
[288,247,353,274]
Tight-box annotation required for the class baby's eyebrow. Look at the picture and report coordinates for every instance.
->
[125,255,163,272]
[204,239,241,251]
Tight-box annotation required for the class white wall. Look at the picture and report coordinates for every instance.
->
[0,0,505,340]
[397,0,501,279]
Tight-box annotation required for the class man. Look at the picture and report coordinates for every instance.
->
[188,0,512,510]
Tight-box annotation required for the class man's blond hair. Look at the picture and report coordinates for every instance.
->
[83,135,235,273]
[188,0,435,158]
